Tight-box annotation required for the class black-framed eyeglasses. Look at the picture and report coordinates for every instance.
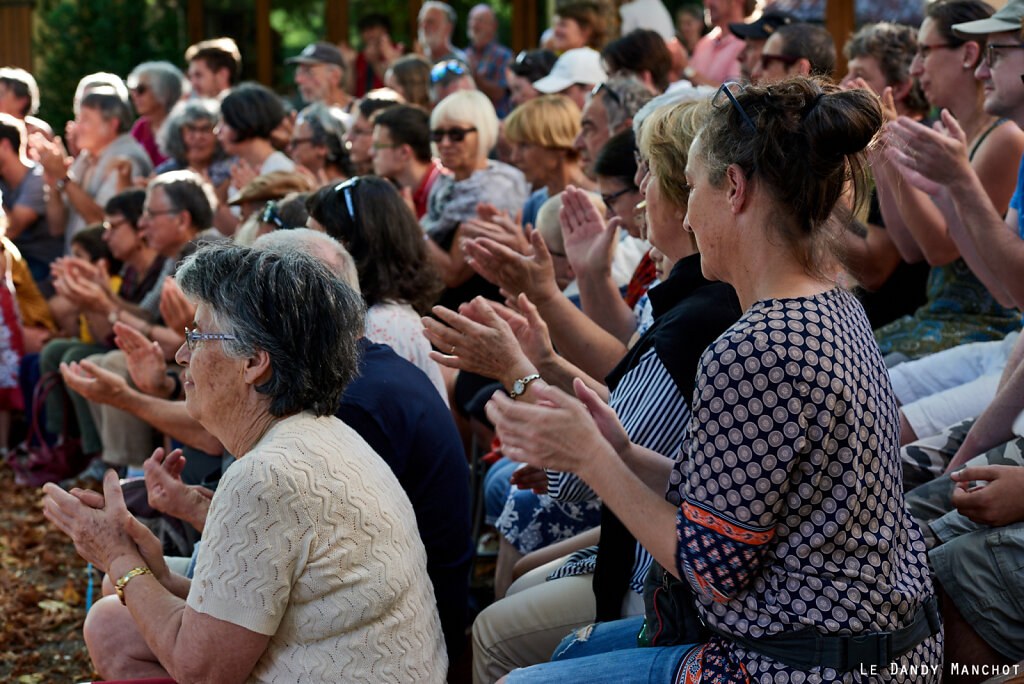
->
[712,82,757,134]
[915,42,956,59]
[334,177,359,222]
[633,149,648,176]
[184,326,237,351]
[431,126,477,143]
[984,43,1024,67]
[430,60,467,84]
[591,82,622,106]
[758,53,800,70]
[131,83,149,96]
[261,200,285,229]
[600,187,632,205]
[372,141,401,150]
[103,218,130,231]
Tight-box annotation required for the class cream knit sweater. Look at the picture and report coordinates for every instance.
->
[187,412,447,682]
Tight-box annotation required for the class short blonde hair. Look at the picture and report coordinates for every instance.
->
[504,94,581,152]
[430,89,499,159]
[637,100,709,212]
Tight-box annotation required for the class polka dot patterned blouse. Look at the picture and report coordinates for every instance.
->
[668,287,941,683]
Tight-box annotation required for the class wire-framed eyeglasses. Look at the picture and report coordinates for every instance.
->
[712,82,757,134]
[184,327,237,351]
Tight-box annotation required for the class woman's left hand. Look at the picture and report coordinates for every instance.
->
[422,296,536,386]
[485,380,617,479]
[41,470,141,575]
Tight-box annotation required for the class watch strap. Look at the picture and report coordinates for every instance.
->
[509,373,541,400]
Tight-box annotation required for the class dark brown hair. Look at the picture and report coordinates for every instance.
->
[556,2,606,49]
[697,77,882,274]
[601,30,672,93]
[844,22,930,115]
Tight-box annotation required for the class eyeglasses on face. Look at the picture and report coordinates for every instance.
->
[712,82,757,134]
[183,123,214,136]
[915,42,956,60]
[131,83,149,96]
[600,186,632,205]
[431,126,477,143]
[334,176,360,222]
[983,43,1024,67]
[103,218,130,231]
[372,141,401,150]
[142,207,181,219]
[184,326,237,351]
[288,136,316,148]
[430,60,468,84]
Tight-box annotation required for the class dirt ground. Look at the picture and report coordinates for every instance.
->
[0,459,96,683]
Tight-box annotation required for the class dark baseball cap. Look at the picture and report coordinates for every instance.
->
[286,42,346,69]
[729,11,797,40]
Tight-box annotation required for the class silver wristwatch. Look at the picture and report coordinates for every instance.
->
[509,373,540,400]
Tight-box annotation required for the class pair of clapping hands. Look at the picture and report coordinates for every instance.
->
[459,187,620,309]
[42,447,212,579]
[51,256,115,314]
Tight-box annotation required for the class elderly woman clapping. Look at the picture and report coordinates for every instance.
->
[42,243,447,682]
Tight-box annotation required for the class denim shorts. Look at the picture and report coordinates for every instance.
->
[506,616,698,683]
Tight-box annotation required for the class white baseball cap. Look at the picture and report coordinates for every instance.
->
[533,48,607,94]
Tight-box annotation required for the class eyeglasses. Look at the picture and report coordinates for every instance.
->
[131,83,149,96]
[334,177,359,222]
[103,218,130,231]
[184,326,237,351]
[372,141,401,150]
[915,42,956,60]
[431,126,477,143]
[288,137,315,148]
[261,200,285,229]
[983,43,1024,67]
[591,82,622,106]
[712,82,757,134]
[183,123,214,136]
[600,187,632,204]
[758,53,800,70]
[634,149,648,175]
[430,60,468,84]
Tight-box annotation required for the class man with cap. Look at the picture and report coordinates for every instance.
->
[532,47,606,111]
[287,42,355,112]
[728,10,796,83]
[883,2,1024,676]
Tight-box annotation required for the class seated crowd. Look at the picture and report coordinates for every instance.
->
[1,0,1023,681]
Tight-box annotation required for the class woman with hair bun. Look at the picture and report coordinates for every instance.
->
[486,77,941,683]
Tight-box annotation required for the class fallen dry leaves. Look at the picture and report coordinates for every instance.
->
[0,459,97,683]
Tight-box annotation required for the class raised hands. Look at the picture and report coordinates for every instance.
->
[60,358,130,407]
[884,109,972,195]
[143,447,214,533]
[463,229,562,307]
[422,295,536,385]
[114,322,172,396]
[158,277,196,337]
[560,185,618,279]
[30,133,71,184]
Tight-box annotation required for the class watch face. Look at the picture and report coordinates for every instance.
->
[513,380,525,394]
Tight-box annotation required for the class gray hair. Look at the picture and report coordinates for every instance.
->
[79,89,134,134]
[632,85,715,138]
[419,1,456,24]
[253,228,361,293]
[157,98,225,163]
[73,72,130,116]
[594,76,654,133]
[175,242,365,417]
[147,170,218,230]
[430,89,498,160]
[128,61,185,112]
[297,103,349,165]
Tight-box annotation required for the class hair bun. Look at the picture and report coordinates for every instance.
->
[804,88,883,161]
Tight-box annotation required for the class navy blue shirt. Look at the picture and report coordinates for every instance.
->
[336,339,472,655]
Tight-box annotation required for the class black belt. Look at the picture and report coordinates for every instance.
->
[705,595,941,672]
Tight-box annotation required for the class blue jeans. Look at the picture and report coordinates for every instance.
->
[484,457,519,525]
[506,616,697,683]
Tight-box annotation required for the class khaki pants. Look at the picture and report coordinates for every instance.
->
[86,350,159,467]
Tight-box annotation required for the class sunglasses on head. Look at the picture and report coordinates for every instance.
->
[334,177,360,222]
[431,126,477,143]
[430,60,468,84]
[261,200,285,229]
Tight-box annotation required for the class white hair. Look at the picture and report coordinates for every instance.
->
[632,85,715,138]
[430,89,499,160]
[253,228,360,293]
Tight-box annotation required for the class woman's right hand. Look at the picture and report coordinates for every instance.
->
[113,322,170,396]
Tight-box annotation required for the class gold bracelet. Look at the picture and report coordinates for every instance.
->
[114,566,154,605]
